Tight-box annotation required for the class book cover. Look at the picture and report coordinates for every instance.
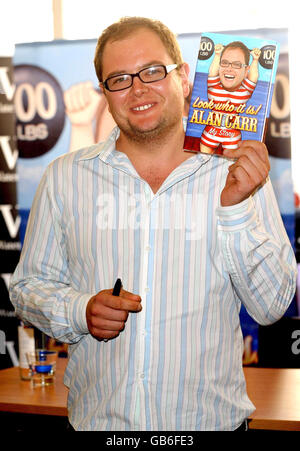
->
[183,32,280,156]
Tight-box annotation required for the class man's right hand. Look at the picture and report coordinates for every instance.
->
[86,288,142,341]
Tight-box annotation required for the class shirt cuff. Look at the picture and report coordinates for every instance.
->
[216,197,258,232]
[68,292,93,336]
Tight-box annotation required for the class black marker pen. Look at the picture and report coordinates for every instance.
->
[112,278,122,296]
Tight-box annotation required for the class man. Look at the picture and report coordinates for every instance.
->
[10,17,297,431]
[200,41,261,154]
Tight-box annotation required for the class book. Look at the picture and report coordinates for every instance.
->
[183,32,280,156]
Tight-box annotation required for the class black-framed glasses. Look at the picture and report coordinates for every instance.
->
[102,64,178,92]
[220,60,248,69]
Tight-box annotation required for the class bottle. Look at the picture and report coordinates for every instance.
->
[18,323,35,380]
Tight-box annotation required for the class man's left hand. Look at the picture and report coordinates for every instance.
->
[221,141,270,207]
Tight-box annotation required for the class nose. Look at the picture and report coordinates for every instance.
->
[131,75,148,95]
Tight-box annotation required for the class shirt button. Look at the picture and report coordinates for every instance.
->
[145,245,151,252]
[140,373,145,380]
[144,287,150,293]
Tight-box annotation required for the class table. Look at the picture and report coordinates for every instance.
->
[0,358,68,416]
[0,360,299,430]
[244,367,300,431]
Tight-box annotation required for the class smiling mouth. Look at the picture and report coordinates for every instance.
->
[224,74,235,80]
[132,103,154,112]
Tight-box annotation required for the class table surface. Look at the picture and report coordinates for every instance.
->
[0,359,299,430]
[0,358,68,417]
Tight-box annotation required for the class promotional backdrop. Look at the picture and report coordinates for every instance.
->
[0,55,21,369]
[0,28,297,368]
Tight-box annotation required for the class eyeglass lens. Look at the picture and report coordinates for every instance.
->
[220,60,243,69]
[106,65,167,91]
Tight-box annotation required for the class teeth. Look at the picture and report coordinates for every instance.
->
[225,75,235,79]
[133,104,153,111]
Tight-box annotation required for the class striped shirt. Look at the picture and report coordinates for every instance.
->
[10,126,297,431]
[201,76,257,150]
[207,75,256,107]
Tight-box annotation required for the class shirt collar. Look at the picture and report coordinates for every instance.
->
[76,120,210,190]
[77,117,204,164]
[77,126,120,163]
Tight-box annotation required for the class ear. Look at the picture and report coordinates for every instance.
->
[99,82,105,94]
[99,83,112,114]
[179,62,190,98]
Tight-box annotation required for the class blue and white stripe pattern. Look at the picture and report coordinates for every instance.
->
[10,127,297,430]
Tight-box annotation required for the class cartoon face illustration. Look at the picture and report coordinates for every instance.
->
[219,47,249,92]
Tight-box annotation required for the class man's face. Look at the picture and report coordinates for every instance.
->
[219,48,249,92]
[101,28,189,143]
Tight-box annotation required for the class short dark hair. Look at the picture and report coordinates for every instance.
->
[94,16,184,82]
[221,41,250,65]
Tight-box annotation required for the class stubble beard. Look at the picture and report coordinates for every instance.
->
[119,113,182,147]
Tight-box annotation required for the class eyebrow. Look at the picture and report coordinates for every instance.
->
[221,59,244,63]
[104,60,166,79]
